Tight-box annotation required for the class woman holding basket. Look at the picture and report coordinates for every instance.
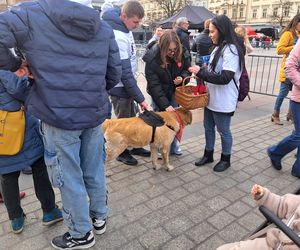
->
[189,15,245,172]
[143,30,191,155]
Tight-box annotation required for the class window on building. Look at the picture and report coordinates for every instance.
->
[298,6,300,14]
[223,9,227,15]
[232,8,237,19]
[284,5,290,17]
[252,9,257,18]
[239,7,243,18]
[216,10,219,15]
[273,7,278,16]
[262,8,267,18]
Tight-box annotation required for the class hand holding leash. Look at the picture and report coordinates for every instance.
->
[139,101,150,111]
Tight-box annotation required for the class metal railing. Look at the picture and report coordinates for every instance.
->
[247,54,282,97]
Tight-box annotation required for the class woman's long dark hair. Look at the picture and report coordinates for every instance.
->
[210,15,245,72]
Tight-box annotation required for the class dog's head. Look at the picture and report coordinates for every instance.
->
[175,107,193,126]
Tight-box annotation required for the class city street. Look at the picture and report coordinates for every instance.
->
[1,46,297,249]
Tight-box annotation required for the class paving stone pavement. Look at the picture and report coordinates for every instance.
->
[0,111,299,250]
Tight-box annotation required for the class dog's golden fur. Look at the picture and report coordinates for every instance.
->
[103,107,192,171]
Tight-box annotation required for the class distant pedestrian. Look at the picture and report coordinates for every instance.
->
[191,18,213,67]
[235,26,254,54]
[271,14,300,125]
[148,25,164,46]
[175,17,191,55]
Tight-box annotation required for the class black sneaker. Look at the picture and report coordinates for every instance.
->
[92,218,106,235]
[117,149,138,166]
[130,148,151,157]
[51,231,95,249]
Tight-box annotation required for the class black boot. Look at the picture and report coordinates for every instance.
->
[130,148,151,157]
[117,149,138,166]
[195,149,214,167]
[213,153,231,172]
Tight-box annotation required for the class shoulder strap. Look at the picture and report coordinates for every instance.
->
[233,77,239,91]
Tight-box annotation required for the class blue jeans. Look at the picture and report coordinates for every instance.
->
[274,79,292,112]
[204,108,233,155]
[40,122,107,238]
[268,100,300,175]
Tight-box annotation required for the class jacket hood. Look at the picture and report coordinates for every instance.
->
[39,0,100,41]
[142,43,160,63]
[102,7,129,33]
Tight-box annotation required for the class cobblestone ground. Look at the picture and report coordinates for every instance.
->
[0,114,298,250]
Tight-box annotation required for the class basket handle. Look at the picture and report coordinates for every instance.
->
[182,73,199,86]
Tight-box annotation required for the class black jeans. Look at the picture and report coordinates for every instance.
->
[0,157,55,220]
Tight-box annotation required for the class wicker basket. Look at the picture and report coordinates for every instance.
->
[175,75,209,110]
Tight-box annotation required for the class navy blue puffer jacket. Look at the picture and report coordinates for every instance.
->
[0,70,43,174]
[0,0,122,130]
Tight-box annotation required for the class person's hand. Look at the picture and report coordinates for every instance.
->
[165,106,175,112]
[188,65,200,74]
[139,101,150,111]
[173,76,183,85]
[251,184,264,200]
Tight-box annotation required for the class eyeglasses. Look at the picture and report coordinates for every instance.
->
[168,48,178,53]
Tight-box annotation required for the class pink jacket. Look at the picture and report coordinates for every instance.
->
[285,39,300,103]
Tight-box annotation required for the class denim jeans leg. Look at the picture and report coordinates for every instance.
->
[274,81,290,112]
[269,101,300,167]
[204,108,216,151]
[41,122,93,238]
[213,112,232,155]
[80,126,107,220]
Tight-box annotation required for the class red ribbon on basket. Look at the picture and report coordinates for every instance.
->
[193,80,206,95]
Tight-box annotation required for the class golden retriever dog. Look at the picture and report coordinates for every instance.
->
[103,107,192,171]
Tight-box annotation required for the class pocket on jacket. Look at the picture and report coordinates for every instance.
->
[44,151,64,188]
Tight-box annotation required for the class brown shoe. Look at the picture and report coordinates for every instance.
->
[271,112,283,125]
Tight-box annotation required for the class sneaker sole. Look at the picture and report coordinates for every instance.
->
[12,227,24,234]
[51,238,95,250]
[94,224,106,235]
[43,217,63,226]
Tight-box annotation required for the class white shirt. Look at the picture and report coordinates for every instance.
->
[206,44,242,112]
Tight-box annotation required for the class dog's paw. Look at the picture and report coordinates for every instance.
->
[166,165,174,171]
[152,164,160,170]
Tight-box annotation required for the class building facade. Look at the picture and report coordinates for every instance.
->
[208,0,300,26]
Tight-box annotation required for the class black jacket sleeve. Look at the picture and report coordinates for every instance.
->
[197,68,235,85]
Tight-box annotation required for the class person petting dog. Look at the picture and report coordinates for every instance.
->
[189,15,245,172]
[143,30,191,156]
[102,0,151,166]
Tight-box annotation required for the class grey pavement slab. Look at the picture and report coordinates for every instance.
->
[1,108,298,249]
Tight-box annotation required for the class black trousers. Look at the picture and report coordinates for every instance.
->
[0,157,55,220]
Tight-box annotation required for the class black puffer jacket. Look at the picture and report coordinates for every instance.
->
[143,44,191,111]
[176,27,191,53]
[191,29,213,56]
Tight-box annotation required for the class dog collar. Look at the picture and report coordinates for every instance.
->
[174,111,183,142]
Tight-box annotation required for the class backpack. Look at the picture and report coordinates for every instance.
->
[233,67,250,101]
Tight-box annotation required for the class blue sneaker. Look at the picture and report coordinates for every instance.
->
[11,214,25,234]
[43,207,63,226]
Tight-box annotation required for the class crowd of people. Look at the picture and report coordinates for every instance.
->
[0,0,300,249]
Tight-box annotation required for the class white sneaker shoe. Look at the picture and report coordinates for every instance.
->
[92,218,106,235]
